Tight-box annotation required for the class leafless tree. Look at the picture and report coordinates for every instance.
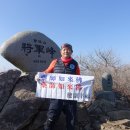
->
[76,49,130,97]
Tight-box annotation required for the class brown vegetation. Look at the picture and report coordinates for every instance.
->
[76,49,130,100]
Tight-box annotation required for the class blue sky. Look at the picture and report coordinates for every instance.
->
[0,0,130,71]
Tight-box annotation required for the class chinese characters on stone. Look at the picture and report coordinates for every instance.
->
[21,39,56,58]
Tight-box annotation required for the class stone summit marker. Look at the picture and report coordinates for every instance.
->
[0,31,60,72]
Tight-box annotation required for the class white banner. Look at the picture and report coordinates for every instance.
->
[36,72,94,102]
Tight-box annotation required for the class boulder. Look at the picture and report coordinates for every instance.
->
[0,69,21,111]
[0,31,60,72]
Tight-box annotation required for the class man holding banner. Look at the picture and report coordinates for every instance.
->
[35,43,80,130]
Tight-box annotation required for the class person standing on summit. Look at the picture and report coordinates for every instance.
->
[35,43,80,130]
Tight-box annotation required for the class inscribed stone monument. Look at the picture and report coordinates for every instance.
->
[0,31,60,72]
[96,73,115,102]
[102,72,113,91]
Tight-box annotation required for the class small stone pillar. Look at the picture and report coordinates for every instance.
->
[102,72,113,91]
[96,73,115,102]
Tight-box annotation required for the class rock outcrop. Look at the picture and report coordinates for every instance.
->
[0,69,130,130]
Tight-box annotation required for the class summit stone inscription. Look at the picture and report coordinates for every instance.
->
[0,31,60,72]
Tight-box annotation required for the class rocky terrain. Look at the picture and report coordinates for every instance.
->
[0,69,130,130]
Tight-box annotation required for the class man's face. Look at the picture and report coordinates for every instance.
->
[60,47,72,58]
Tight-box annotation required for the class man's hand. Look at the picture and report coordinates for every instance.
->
[35,73,39,81]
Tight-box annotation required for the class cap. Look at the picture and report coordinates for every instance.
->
[61,43,73,52]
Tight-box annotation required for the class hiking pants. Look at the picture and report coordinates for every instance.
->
[44,99,77,130]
